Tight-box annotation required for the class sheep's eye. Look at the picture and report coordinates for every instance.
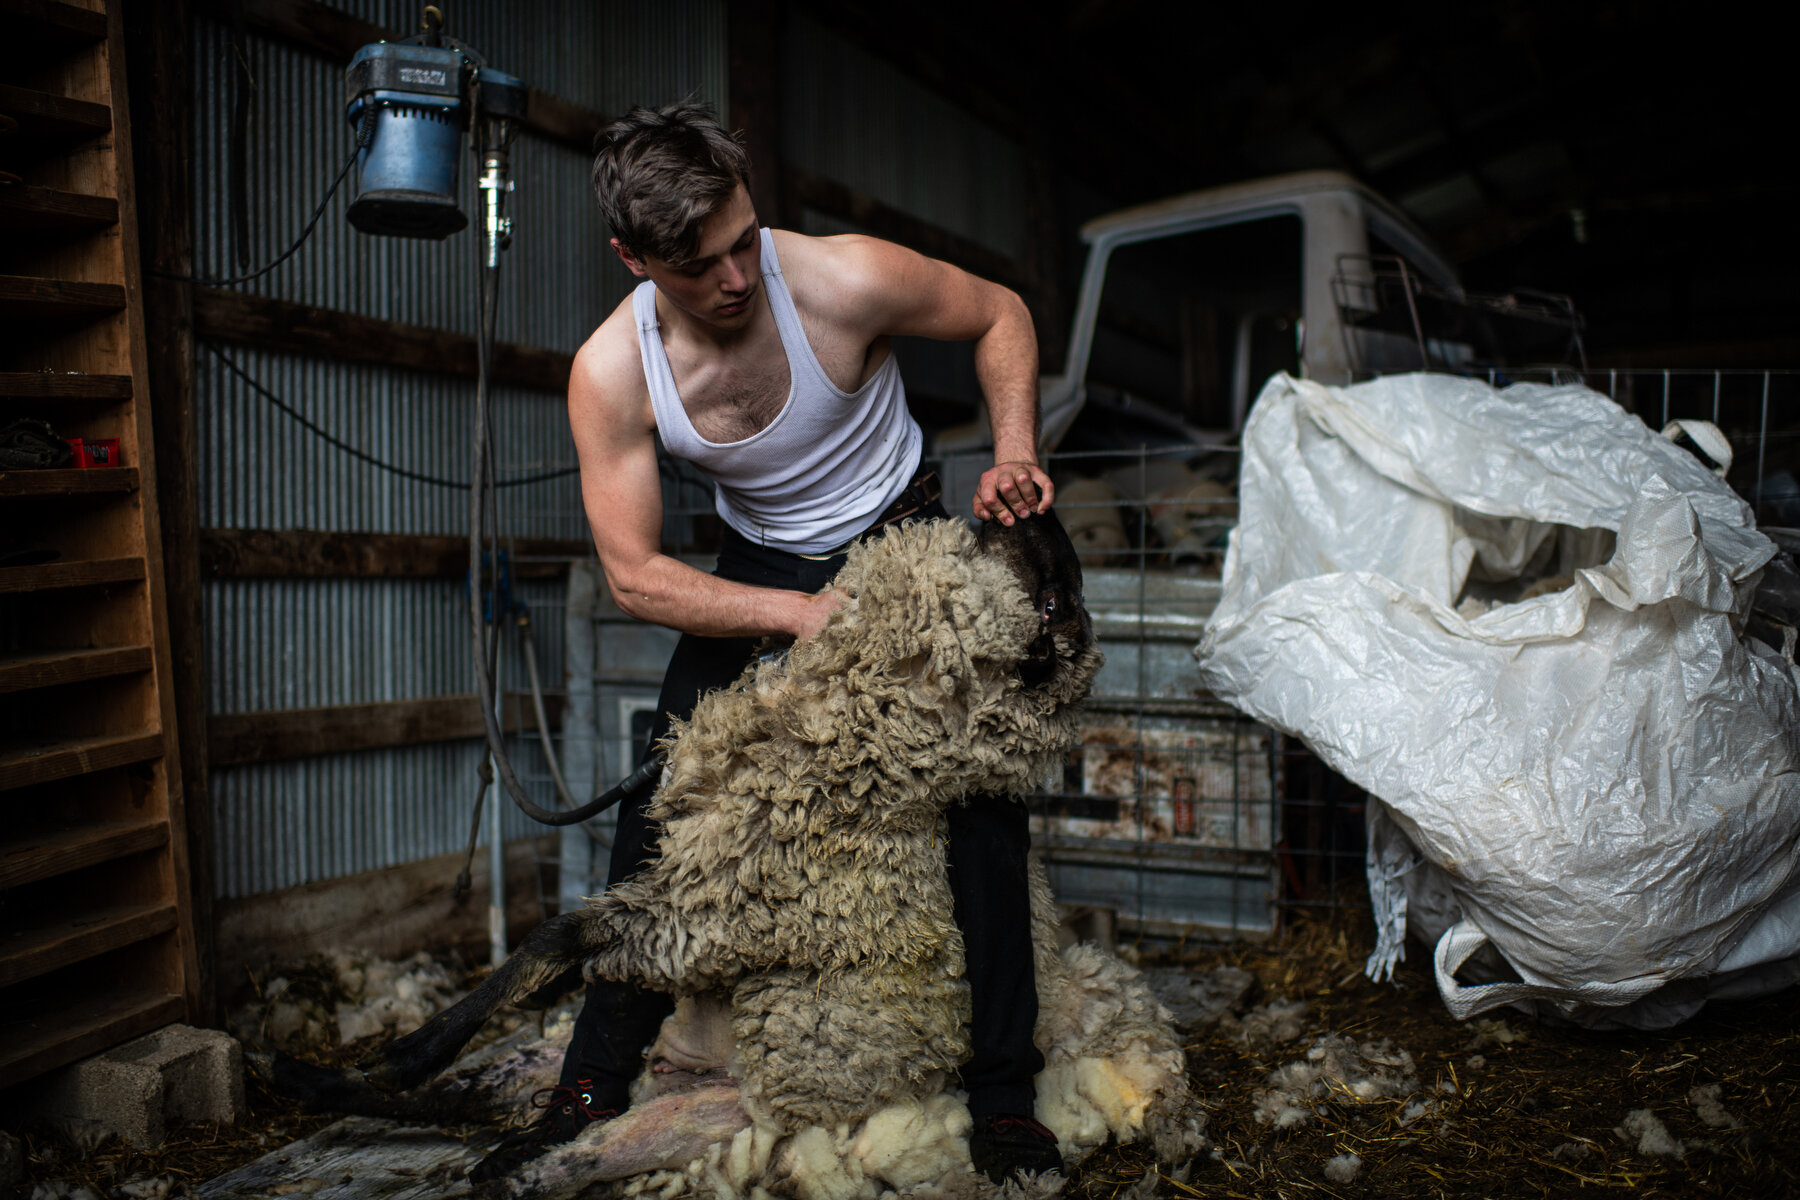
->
[1041,594,1058,620]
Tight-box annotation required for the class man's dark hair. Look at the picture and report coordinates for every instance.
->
[591,102,752,267]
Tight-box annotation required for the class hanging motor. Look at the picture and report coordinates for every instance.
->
[343,5,526,241]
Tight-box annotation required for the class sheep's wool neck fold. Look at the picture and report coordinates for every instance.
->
[634,228,923,555]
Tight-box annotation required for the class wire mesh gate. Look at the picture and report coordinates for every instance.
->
[512,367,1793,940]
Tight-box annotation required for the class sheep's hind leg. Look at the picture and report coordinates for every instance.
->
[362,911,592,1093]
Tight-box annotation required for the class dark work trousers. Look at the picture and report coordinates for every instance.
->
[560,498,1045,1121]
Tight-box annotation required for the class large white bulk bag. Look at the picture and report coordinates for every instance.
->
[1197,372,1800,1028]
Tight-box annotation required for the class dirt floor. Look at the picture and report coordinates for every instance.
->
[11,911,1800,1199]
[1073,912,1800,1200]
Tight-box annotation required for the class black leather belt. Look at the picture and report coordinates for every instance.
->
[796,468,944,560]
[867,468,942,530]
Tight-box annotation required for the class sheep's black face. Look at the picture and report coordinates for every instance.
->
[977,508,1094,689]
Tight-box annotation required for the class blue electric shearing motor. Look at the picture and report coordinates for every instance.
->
[344,34,527,239]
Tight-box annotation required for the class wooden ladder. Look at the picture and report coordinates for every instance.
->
[0,0,201,1087]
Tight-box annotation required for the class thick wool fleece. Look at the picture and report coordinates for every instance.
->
[585,520,1096,988]
[480,519,1202,1199]
[575,519,1101,1127]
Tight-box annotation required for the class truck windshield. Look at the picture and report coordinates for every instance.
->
[1078,215,1302,442]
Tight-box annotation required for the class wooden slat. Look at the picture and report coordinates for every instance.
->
[0,557,144,594]
[0,183,119,233]
[0,274,127,319]
[0,467,139,498]
[0,731,164,792]
[214,839,549,997]
[782,165,1037,295]
[208,0,608,153]
[192,288,575,393]
[0,903,179,988]
[0,818,169,890]
[0,987,184,1088]
[0,0,108,49]
[521,87,608,153]
[0,83,112,141]
[129,0,216,1027]
[208,692,566,767]
[0,372,132,400]
[0,645,152,694]
[200,528,589,580]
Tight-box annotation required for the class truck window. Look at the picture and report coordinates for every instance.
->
[1083,216,1302,434]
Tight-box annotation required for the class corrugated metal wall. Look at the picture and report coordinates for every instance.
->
[195,1,726,900]
[197,1,1045,903]
[781,12,1029,262]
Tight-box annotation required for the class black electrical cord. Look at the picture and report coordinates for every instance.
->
[205,342,579,489]
[466,231,645,828]
[155,145,363,288]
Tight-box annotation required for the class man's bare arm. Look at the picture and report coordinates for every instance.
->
[568,322,841,640]
[789,234,1054,524]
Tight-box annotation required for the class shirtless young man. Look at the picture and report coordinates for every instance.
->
[475,102,1060,1185]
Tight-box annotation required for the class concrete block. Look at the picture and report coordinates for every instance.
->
[40,1024,245,1149]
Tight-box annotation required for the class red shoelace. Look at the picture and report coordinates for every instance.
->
[528,1079,615,1125]
[984,1114,1056,1140]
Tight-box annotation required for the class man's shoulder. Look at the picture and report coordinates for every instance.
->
[573,292,647,389]
[771,228,908,320]
[570,292,652,420]
[770,227,892,281]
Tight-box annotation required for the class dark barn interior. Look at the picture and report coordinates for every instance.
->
[2,1,1796,1197]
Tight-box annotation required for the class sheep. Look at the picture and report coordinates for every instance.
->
[263,513,1204,1198]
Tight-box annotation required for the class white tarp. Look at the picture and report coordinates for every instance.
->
[1196,372,1800,1027]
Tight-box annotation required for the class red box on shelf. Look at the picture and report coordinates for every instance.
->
[66,437,121,468]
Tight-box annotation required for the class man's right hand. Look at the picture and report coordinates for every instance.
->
[790,587,846,642]
[974,460,1055,525]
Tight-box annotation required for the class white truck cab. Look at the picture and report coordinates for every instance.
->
[1039,169,1466,450]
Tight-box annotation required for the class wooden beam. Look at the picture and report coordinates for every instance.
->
[214,837,554,989]
[0,372,131,400]
[0,82,112,140]
[0,557,144,594]
[0,275,125,318]
[207,692,568,768]
[0,467,138,498]
[207,0,608,154]
[0,988,184,1090]
[0,183,119,233]
[0,817,170,891]
[0,645,152,694]
[0,0,107,48]
[192,287,575,393]
[0,732,166,793]
[128,0,215,1024]
[782,165,1036,297]
[0,902,179,989]
[200,528,590,580]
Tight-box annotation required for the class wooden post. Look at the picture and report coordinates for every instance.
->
[125,0,215,1024]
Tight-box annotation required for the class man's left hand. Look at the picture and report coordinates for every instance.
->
[974,460,1054,525]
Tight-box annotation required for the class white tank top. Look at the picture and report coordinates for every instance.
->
[633,229,922,555]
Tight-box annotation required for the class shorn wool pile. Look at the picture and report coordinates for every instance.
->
[267,515,1204,1199]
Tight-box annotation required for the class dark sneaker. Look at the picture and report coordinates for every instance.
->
[469,1079,618,1182]
[969,1113,1062,1184]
